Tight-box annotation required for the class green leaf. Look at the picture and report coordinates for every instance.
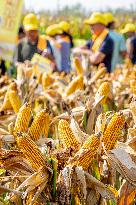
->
[92,160,100,180]
[103,104,110,112]
[0,169,6,176]
[51,158,58,199]
[107,200,117,205]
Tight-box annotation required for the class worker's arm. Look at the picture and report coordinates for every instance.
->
[89,51,105,64]
[72,40,93,55]
[72,47,92,55]
[126,38,134,59]
[89,36,114,65]
[119,35,127,58]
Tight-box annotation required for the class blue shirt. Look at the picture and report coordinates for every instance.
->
[86,34,114,73]
[109,30,126,71]
[57,37,71,73]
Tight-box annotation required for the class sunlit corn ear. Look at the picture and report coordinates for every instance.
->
[95,81,111,105]
[28,109,48,141]
[73,57,84,75]
[16,132,46,171]
[66,75,84,96]
[101,112,125,153]
[58,119,80,149]
[14,102,31,135]
[73,133,100,170]
[8,90,21,113]
[0,90,12,111]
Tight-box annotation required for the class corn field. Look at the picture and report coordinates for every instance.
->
[0,58,136,205]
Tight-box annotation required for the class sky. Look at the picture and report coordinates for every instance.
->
[24,0,136,12]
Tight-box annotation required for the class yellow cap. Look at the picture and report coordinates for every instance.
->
[59,21,70,32]
[46,24,63,36]
[23,13,39,31]
[84,12,107,26]
[121,23,136,34]
[103,12,115,25]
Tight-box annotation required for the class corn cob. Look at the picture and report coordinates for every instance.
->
[66,75,84,96]
[95,81,111,104]
[101,112,125,152]
[42,73,54,90]
[0,90,12,111]
[9,81,17,91]
[16,132,46,170]
[0,82,18,112]
[58,119,80,149]
[130,80,136,95]
[28,109,47,141]
[89,66,106,84]
[73,57,83,75]
[14,103,31,134]
[42,113,50,137]
[8,90,21,113]
[74,134,100,170]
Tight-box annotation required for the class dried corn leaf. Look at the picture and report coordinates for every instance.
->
[118,181,136,205]
[107,148,136,186]
[85,172,118,201]
[70,117,89,144]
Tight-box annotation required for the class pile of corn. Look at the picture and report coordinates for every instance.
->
[0,59,135,205]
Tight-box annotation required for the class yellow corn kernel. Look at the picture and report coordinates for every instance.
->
[42,113,50,137]
[74,134,100,170]
[66,75,84,96]
[73,57,83,75]
[16,132,46,171]
[102,112,125,152]
[8,90,21,113]
[14,103,31,134]
[58,119,80,149]
[28,109,47,141]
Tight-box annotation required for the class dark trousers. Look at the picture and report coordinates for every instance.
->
[0,60,6,75]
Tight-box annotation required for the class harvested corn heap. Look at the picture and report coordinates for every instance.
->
[0,57,135,205]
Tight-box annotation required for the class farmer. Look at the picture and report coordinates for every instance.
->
[46,24,63,71]
[14,13,53,63]
[73,12,114,73]
[59,21,74,48]
[121,23,136,64]
[56,22,72,73]
[104,12,127,71]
